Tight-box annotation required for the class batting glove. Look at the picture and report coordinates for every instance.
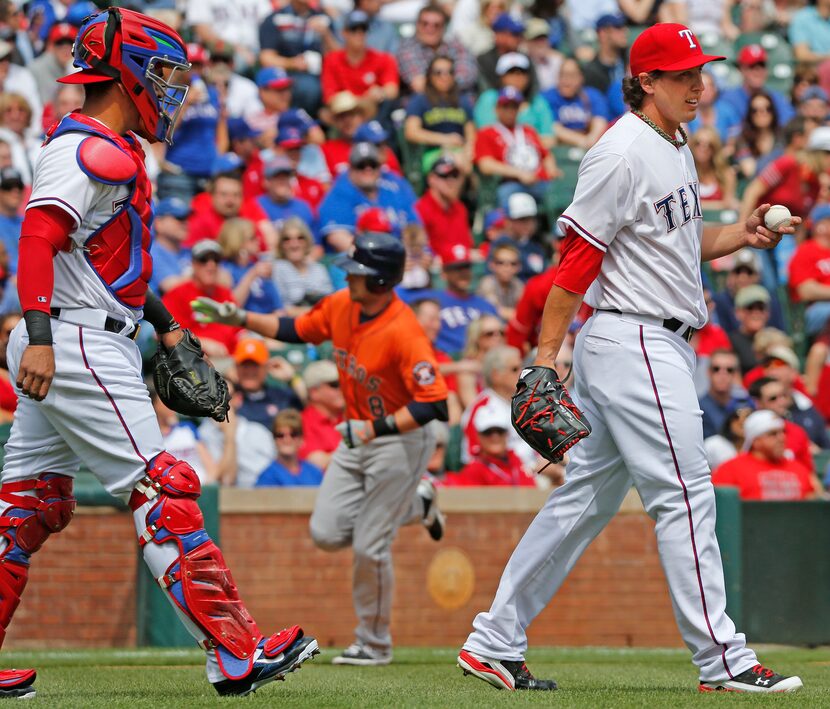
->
[336,420,376,449]
[191,297,246,326]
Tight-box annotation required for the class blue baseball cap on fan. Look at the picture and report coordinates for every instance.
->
[491,13,524,35]
[155,197,191,219]
[227,117,260,142]
[211,152,244,176]
[280,108,316,131]
[354,120,389,145]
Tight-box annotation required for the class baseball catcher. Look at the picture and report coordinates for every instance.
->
[511,366,591,464]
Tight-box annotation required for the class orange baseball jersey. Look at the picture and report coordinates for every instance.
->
[295,290,448,420]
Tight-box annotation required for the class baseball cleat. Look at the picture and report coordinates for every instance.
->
[331,642,392,666]
[417,477,445,542]
[213,633,319,696]
[457,649,557,691]
[699,664,803,693]
[0,669,36,699]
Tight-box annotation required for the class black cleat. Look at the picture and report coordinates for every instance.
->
[458,649,557,691]
[213,635,319,697]
[699,664,802,693]
[0,669,36,699]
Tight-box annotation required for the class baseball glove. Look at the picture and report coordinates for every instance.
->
[152,330,230,422]
[511,365,591,463]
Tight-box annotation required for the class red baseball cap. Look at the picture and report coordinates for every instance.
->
[48,23,77,45]
[187,43,209,64]
[630,23,725,77]
[356,207,393,234]
[737,44,767,67]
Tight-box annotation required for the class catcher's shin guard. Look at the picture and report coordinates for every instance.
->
[0,473,75,647]
[131,452,266,680]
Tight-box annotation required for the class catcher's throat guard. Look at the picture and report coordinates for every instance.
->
[511,365,592,463]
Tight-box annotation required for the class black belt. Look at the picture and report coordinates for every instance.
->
[597,309,696,343]
[50,307,140,340]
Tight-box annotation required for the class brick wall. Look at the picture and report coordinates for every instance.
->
[5,490,682,649]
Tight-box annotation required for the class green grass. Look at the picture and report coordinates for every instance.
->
[2,646,827,707]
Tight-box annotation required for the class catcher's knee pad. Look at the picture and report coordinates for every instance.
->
[131,452,261,674]
[0,473,75,646]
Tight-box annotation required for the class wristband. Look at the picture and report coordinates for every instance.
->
[24,310,53,346]
[372,414,399,438]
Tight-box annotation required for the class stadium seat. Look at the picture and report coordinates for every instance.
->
[702,208,739,225]
[444,424,463,472]
[698,32,736,63]
[397,124,426,195]
[544,146,584,224]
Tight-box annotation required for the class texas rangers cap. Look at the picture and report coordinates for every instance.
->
[443,244,473,268]
[496,52,530,76]
[737,44,767,67]
[227,117,260,142]
[155,196,191,219]
[255,67,292,89]
[234,338,269,366]
[596,13,626,30]
[354,120,389,145]
[48,23,77,44]
[491,13,524,35]
[356,207,393,233]
[742,410,784,452]
[629,23,725,77]
[276,124,306,148]
[187,43,209,64]
[497,86,524,105]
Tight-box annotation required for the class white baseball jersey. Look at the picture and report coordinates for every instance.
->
[559,112,708,329]
[27,129,139,324]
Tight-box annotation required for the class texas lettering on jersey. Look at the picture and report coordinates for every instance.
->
[653,182,702,232]
[332,347,382,392]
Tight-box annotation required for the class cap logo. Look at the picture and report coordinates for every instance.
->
[678,29,696,49]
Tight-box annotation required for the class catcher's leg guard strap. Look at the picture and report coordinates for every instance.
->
[0,474,75,647]
[132,452,261,674]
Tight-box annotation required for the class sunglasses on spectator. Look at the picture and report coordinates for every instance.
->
[347,24,369,32]
[354,160,380,171]
[275,431,302,439]
[711,365,736,374]
[0,183,22,191]
[194,254,221,264]
[744,302,767,311]
[493,258,519,267]
[748,62,767,69]
[437,170,461,179]
[322,380,340,388]
[733,266,755,275]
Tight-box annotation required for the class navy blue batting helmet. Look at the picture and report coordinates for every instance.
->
[334,232,405,293]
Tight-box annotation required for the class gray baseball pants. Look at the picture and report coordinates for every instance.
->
[309,427,435,653]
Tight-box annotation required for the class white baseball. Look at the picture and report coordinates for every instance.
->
[764,205,792,231]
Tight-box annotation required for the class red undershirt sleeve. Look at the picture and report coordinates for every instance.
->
[18,205,75,313]
[552,226,605,295]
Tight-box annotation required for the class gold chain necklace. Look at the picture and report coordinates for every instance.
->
[632,110,688,148]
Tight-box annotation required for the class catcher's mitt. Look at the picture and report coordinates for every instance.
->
[511,365,591,463]
[152,330,230,422]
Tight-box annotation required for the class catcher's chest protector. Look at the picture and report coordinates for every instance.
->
[43,112,153,309]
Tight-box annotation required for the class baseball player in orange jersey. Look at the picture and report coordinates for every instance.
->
[193,231,449,666]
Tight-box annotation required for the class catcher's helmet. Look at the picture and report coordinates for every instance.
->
[334,232,405,294]
[58,8,190,145]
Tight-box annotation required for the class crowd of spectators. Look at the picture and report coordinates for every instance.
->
[0,0,827,497]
